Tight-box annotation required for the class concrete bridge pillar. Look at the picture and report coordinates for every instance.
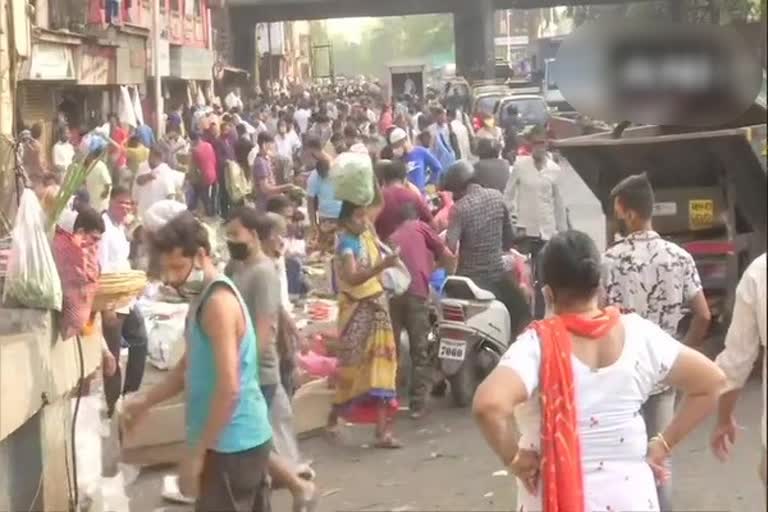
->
[231,13,257,87]
[453,0,495,82]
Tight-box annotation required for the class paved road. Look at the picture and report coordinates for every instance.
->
[129,378,765,512]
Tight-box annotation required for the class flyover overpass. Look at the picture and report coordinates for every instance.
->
[228,0,645,83]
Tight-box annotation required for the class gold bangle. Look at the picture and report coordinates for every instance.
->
[652,433,672,454]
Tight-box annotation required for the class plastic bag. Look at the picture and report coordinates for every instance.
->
[330,151,374,206]
[226,160,251,204]
[136,299,188,370]
[72,395,103,509]
[3,189,62,310]
[53,227,100,339]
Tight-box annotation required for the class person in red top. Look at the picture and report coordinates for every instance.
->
[190,132,217,217]
[378,104,394,135]
[109,113,129,172]
[374,159,435,241]
[388,203,455,417]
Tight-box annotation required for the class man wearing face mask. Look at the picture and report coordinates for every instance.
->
[601,173,710,512]
[388,127,443,195]
[224,208,318,512]
[503,126,567,318]
[122,212,273,509]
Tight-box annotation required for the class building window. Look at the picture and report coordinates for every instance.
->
[170,0,180,12]
[194,0,201,16]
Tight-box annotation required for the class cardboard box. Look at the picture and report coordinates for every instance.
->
[293,378,335,437]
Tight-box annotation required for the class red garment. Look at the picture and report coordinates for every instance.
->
[389,220,447,299]
[192,140,218,186]
[378,108,393,135]
[53,227,101,340]
[111,126,128,168]
[517,144,532,156]
[531,307,621,512]
[432,191,454,233]
[374,184,433,242]
[88,0,104,24]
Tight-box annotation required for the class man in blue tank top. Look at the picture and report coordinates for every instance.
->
[121,212,272,510]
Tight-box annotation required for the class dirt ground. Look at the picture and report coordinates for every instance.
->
[127,377,765,512]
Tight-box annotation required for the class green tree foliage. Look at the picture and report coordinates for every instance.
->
[565,0,764,26]
[312,15,455,78]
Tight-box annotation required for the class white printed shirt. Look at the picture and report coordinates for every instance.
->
[602,231,702,394]
[715,254,766,447]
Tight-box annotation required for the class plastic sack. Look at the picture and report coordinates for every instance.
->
[3,189,62,310]
[72,395,103,509]
[142,199,188,233]
[297,350,338,379]
[136,299,188,370]
[378,241,411,296]
[330,151,374,206]
[52,227,100,339]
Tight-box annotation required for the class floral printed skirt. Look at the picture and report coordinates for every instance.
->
[333,292,399,424]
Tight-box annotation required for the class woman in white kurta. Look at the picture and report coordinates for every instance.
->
[473,230,725,512]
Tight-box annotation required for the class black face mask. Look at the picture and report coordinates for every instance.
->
[615,218,629,237]
[227,241,251,261]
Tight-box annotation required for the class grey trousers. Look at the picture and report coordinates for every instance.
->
[641,388,676,512]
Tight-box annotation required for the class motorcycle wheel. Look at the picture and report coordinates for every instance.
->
[448,353,477,408]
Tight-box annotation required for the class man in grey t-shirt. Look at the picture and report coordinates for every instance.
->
[225,207,318,510]
[226,258,281,399]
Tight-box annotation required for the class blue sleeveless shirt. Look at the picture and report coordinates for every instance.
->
[185,276,272,453]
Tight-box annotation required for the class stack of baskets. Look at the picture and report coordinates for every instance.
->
[93,270,148,312]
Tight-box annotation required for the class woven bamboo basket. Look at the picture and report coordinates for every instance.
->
[92,270,148,312]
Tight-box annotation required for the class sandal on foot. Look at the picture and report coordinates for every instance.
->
[374,435,403,449]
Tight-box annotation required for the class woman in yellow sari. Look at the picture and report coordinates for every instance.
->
[328,197,402,448]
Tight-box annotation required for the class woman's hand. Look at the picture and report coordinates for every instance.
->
[646,438,671,485]
[380,252,400,269]
[509,448,540,495]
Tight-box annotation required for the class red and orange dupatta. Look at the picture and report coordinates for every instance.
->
[530,306,620,512]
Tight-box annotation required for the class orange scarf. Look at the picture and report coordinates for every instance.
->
[531,306,620,512]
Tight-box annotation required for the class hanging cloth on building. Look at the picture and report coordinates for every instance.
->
[119,86,138,128]
[88,0,104,24]
[130,86,145,126]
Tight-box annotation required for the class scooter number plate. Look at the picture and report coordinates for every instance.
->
[438,339,467,361]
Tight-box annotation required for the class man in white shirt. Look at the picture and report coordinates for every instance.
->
[99,186,148,418]
[133,146,184,223]
[52,127,75,176]
[293,103,312,135]
[712,253,767,486]
[504,128,568,239]
[85,147,113,214]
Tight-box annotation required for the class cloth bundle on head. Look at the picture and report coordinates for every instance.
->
[142,200,188,234]
[330,151,375,207]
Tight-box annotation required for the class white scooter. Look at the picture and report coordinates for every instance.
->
[435,276,512,407]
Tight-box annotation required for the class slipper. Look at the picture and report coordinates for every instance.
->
[161,475,195,505]
[374,435,403,449]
